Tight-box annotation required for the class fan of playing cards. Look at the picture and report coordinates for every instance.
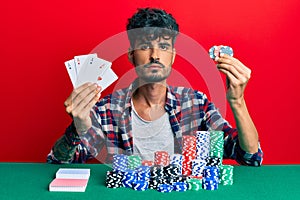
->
[65,54,118,90]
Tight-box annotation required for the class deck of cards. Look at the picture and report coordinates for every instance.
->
[49,168,90,192]
[65,54,118,90]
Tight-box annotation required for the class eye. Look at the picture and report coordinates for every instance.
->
[140,44,150,50]
[159,44,169,51]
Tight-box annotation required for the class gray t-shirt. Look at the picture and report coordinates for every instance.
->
[131,102,174,161]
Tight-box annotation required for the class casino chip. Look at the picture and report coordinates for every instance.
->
[209,45,234,60]
[106,171,124,188]
[122,169,137,188]
[219,165,234,185]
[128,155,142,170]
[107,131,235,192]
[157,184,173,193]
[220,46,234,57]
[173,182,188,192]
[209,131,224,161]
[154,151,170,166]
[187,178,202,191]
[202,177,219,190]
[132,180,149,191]
[112,154,128,172]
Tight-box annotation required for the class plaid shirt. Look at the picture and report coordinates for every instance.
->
[47,79,263,166]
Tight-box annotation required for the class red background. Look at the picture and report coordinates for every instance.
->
[1,0,299,164]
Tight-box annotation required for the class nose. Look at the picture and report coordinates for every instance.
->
[150,48,160,62]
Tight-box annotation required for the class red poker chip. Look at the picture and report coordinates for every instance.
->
[154,151,170,166]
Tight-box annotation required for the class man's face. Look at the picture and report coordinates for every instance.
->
[129,36,176,83]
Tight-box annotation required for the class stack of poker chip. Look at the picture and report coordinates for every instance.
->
[106,129,235,192]
[202,166,220,190]
[122,169,136,188]
[149,165,164,189]
[202,177,219,190]
[205,156,222,167]
[163,164,181,178]
[112,154,128,172]
[219,165,234,185]
[195,131,210,161]
[136,166,151,181]
[182,135,197,176]
[209,131,224,162]
[172,182,189,192]
[187,178,202,191]
[154,151,170,166]
[128,155,142,170]
[157,183,173,193]
[170,154,183,174]
[142,160,154,166]
[105,171,124,188]
[191,159,206,177]
[132,180,149,191]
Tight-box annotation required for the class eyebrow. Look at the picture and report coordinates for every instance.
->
[136,40,172,47]
[158,42,171,47]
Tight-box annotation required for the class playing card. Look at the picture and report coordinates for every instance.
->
[97,67,118,91]
[64,59,77,87]
[75,56,111,88]
[74,54,97,75]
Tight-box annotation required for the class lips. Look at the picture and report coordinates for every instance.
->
[144,63,164,69]
[148,65,162,68]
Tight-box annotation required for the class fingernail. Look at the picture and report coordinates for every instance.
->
[215,56,219,61]
[220,53,225,57]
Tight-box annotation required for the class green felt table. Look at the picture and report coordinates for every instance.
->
[0,163,299,200]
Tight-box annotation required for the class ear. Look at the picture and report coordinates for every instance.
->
[171,48,176,64]
[128,48,134,64]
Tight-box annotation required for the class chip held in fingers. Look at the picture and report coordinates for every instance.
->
[209,45,234,60]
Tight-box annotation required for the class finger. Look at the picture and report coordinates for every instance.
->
[71,86,101,117]
[69,84,99,108]
[65,84,100,115]
[217,54,251,74]
[64,82,95,107]
[218,66,250,89]
[215,55,244,75]
[82,91,101,116]
[72,91,101,119]
[213,45,221,58]
[218,68,240,88]
[217,63,243,80]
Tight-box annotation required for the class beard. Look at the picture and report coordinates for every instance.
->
[133,55,173,83]
[135,65,172,83]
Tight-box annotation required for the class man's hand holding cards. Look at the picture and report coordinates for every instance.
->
[64,54,118,90]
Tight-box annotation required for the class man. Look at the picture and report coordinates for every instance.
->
[47,8,263,166]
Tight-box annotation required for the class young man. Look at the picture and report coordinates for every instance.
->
[47,8,263,166]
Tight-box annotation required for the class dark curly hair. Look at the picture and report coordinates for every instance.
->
[126,8,179,48]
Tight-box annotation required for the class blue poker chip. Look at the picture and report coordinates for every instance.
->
[157,183,173,193]
[209,46,217,59]
[220,46,234,57]
[173,182,188,192]
[208,45,234,60]
[132,180,149,191]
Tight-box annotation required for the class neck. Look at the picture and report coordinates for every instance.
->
[133,79,167,107]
